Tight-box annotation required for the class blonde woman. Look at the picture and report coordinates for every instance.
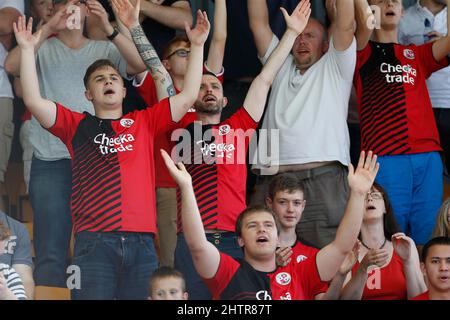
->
[432,198,450,238]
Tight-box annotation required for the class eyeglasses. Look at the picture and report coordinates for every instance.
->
[165,49,190,59]
[366,191,383,200]
[53,0,86,5]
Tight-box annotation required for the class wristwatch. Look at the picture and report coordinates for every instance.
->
[107,28,119,41]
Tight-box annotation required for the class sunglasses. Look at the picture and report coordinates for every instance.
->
[165,48,190,59]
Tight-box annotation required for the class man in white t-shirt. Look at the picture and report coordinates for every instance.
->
[248,0,356,248]
[399,0,450,178]
[0,0,24,211]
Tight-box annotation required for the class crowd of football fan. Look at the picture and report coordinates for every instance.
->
[0,0,449,300]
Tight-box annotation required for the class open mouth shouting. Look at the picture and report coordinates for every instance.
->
[203,94,217,104]
[385,10,396,17]
[104,88,116,96]
[256,235,269,244]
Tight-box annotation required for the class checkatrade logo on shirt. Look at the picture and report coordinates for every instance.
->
[93,133,135,155]
[380,63,417,85]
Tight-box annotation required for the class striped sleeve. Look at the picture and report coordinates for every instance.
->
[0,264,27,300]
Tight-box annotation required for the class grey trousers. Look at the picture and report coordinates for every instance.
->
[0,97,13,182]
[250,163,349,249]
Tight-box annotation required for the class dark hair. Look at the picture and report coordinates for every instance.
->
[421,236,450,262]
[202,71,222,81]
[235,205,280,238]
[0,221,11,241]
[149,267,186,293]
[370,182,401,240]
[267,173,304,200]
[83,59,118,88]
[162,36,190,59]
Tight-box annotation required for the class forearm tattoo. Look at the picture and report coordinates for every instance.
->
[130,25,175,97]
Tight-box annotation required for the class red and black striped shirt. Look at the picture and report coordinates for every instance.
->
[172,108,258,232]
[47,99,173,234]
[354,41,449,156]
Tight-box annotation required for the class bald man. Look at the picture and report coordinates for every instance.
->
[248,0,356,249]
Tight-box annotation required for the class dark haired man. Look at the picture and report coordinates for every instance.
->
[14,10,210,299]
[411,236,450,300]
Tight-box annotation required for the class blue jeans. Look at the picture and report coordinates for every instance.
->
[376,152,443,245]
[175,232,243,300]
[29,156,72,287]
[71,231,158,300]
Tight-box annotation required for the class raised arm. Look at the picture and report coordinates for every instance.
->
[432,0,450,61]
[205,0,227,74]
[392,233,427,298]
[319,242,360,300]
[14,17,56,129]
[244,0,311,122]
[316,151,379,282]
[112,0,174,100]
[140,0,192,31]
[4,1,75,76]
[169,10,209,122]
[247,0,275,58]
[332,0,355,51]
[354,0,375,51]
[87,0,146,75]
[340,248,389,299]
[161,150,220,278]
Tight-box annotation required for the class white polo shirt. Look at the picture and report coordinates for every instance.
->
[252,35,356,172]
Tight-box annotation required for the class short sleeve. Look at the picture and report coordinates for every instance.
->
[143,97,176,135]
[133,72,159,107]
[202,252,240,300]
[228,107,259,130]
[328,37,357,82]
[46,103,85,146]
[416,42,450,79]
[307,254,329,298]
[10,223,33,267]
[259,34,280,65]
[293,252,328,299]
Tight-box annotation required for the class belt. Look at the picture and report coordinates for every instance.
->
[291,163,344,180]
[260,162,345,182]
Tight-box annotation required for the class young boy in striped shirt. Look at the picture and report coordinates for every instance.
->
[0,221,27,300]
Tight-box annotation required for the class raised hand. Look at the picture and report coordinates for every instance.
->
[359,248,389,272]
[392,233,414,262]
[325,0,337,23]
[111,0,140,29]
[280,0,311,35]
[44,0,77,33]
[86,0,113,34]
[185,10,210,46]
[276,247,293,267]
[13,17,43,50]
[160,149,192,189]
[339,241,360,275]
[348,151,379,196]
